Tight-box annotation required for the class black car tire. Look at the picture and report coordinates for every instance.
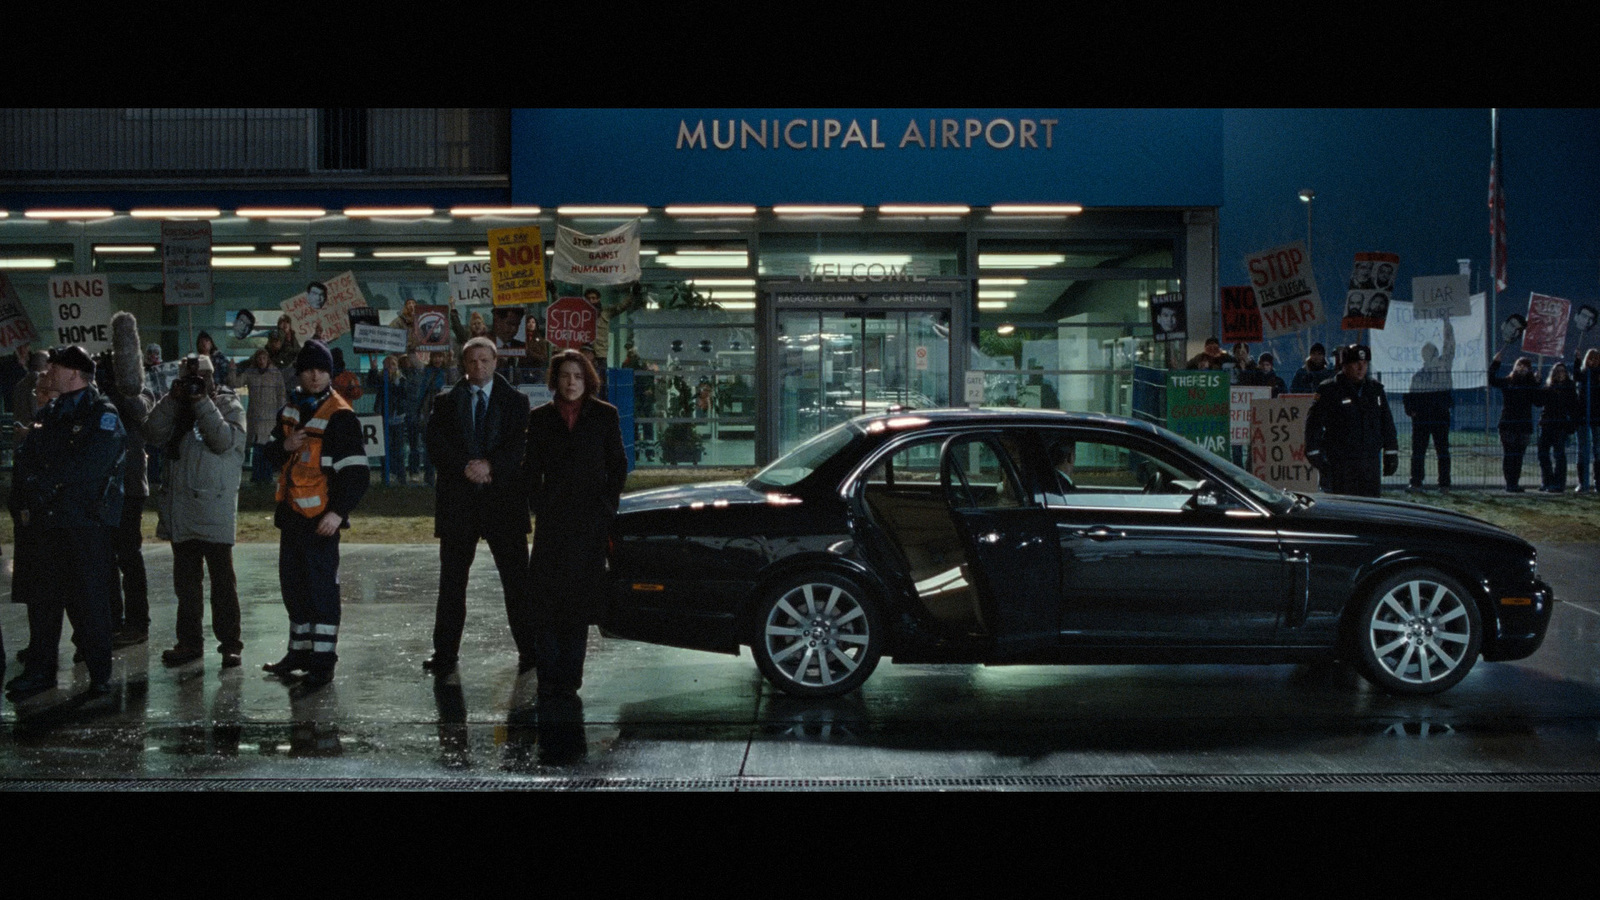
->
[1352,568,1482,695]
[751,572,884,698]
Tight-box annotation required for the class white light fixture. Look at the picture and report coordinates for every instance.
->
[211,256,295,268]
[0,258,58,269]
[557,205,648,216]
[212,245,257,253]
[996,323,1016,335]
[878,204,970,215]
[687,278,756,287]
[426,256,488,265]
[0,211,8,219]
[94,245,158,254]
[25,209,116,220]
[772,205,864,215]
[717,301,757,310]
[978,254,1066,269]
[449,206,542,217]
[655,253,749,268]
[665,205,757,216]
[978,301,1008,310]
[343,207,435,218]
[317,250,355,259]
[271,244,302,252]
[979,278,1029,287]
[1298,189,1315,203]
[989,204,1083,215]
[130,208,221,219]
[700,290,757,300]
[235,207,326,219]
[978,290,1017,299]
[372,249,459,258]
[472,250,490,256]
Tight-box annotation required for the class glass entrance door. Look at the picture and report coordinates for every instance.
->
[776,309,950,455]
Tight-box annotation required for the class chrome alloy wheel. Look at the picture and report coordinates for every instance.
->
[1366,578,1474,686]
[763,582,872,690]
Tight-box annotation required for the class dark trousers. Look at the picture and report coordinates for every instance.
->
[1501,425,1533,488]
[1408,422,1451,487]
[24,527,115,683]
[173,540,242,654]
[109,498,149,630]
[385,422,408,483]
[1323,456,1382,498]
[278,514,342,672]
[1538,426,1571,489]
[534,625,590,694]
[433,528,534,661]
[250,443,274,484]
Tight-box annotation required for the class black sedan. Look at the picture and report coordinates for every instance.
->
[603,409,1554,698]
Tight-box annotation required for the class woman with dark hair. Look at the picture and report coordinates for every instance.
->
[1489,349,1543,492]
[522,348,628,700]
[1537,362,1578,492]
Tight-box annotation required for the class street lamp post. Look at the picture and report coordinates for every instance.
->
[1298,189,1316,359]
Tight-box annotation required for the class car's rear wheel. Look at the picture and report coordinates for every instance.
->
[752,573,883,698]
[1353,568,1482,695]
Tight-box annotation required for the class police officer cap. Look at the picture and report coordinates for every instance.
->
[295,339,335,374]
[1339,344,1371,365]
[49,344,95,374]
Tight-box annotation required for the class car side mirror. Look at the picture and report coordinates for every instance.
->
[1187,480,1231,511]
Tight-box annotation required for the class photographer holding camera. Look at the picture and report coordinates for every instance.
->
[144,353,247,669]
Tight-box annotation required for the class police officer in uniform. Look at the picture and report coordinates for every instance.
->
[260,340,368,693]
[4,346,125,701]
[1304,344,1399,498]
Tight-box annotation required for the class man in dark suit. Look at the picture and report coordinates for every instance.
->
[422,336,534,677]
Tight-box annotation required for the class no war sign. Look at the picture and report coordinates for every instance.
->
[50,275,112,353]
[1243,242,1322,338]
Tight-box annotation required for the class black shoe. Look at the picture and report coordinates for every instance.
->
[111,628,148,649]
[1507,485,1526,493]
[5,673,57,701]
[296,669,334,693]
[262,654,307,677]
[422,655,457,676]
[82,679,112,698]
[161,646,203,667]
[220,653,242,669]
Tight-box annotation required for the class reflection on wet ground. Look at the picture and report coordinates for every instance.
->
[2,542,1600,789]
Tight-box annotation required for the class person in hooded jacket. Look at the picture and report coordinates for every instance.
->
[1289,343,1332,394]
[1489,350,1543,493]
[1537,361,1578,492]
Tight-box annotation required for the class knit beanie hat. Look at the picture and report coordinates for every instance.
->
[295,339,335,374]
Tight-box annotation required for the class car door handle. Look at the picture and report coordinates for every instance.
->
[1070,527,1124,541]
[978,531,1002,545]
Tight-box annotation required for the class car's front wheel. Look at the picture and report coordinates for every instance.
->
[752,573,883,698]
[1353,568,1482,695]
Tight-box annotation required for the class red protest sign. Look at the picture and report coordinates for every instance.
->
[1523,293,1571,357]
[1220,286,1262,343]
[546,296,597,349]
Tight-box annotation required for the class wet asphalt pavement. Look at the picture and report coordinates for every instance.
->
[2,540,1599,791]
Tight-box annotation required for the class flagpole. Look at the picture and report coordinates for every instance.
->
[1489,108,1499,373]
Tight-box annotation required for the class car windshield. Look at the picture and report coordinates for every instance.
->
[749,422,861,489]
[1149,422,1296,510]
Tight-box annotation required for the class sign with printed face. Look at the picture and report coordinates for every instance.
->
[49,275,112,352]
[1412,274,1471,320]
[1166,370,1229,455]
[281,271,367,342]
[1150,292,1186,343]
[1220,286,1262,343]
[1523,293,1572,357]
[161,220,213,307]
[412,305,451,352]
[488,226,546,306]
[1248,394,1319,491]
[1342,252,1398,330]
[1244,241,1322,338]
[0,274,40,355]
[551,221,642,285]
[546,296,597,350]
[448,259,493,306]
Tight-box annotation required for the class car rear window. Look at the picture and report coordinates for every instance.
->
[749,422,860,488]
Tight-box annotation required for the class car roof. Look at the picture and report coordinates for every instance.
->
[851,407,1166,438]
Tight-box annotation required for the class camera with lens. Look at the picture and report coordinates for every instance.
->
[175,357,210,400]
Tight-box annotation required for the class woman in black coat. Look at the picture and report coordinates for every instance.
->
[1537,361,1579,492]
[523,348,628,698]
[1489,351,1543,492]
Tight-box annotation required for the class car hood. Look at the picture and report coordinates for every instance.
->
[1284,493,1530,546]
[619,481,772,514]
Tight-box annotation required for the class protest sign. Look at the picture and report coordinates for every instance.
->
[1220,286,1262,343]
[280,271,367,342]
[1166,370,1229,455]
[1341,252,1398,330]
[413,305,452,352]
[161,220,213,307]
[1523,293,1571,357]
[1243,241,1322,337]
[448,259,493,306]
[1370,292,1485,390]
[356,414,386,459]
[1248,395,1319,491]
[49,275,112,352]
[488,226,546,306]
[546,295,597,350]
[1230,385,1272,447]
[551,221,641,286]
[1412,274,1471,320]
[354,324,409,355]
[0,274,40,355]
[1150,292,1186,343]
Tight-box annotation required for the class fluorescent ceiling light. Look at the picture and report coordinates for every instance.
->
[772,205,864,215]
[978,290,1017,299]
[25,209,115,220]
[978,301,1008,310]
[878,204,970,215]
[0,258,58,269]
[557,205,648,216]
[343,207,435,218]
[426,256,489,265]
[718,301,757,310]
[996,323,1016,335]
[95,245,158,254]
[472,250,490,256]
[236,207,326,218]
[372,250,459,258]
[687,279,756,287]
[979,254,1066,269]
[0,212,8,219]
[211,256,295,268]
[655,253,748,268]
[665,205,756,216]
[318,250,355,258]
[978,278,1028,286]
[989,204,1083,214]
[212,245,257,253]
[130,208,220,219]
[700,290,756,300]
[450,206,542,217]
[271,244,301,252]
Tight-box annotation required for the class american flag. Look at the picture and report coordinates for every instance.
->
[1489,142,1507,293]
